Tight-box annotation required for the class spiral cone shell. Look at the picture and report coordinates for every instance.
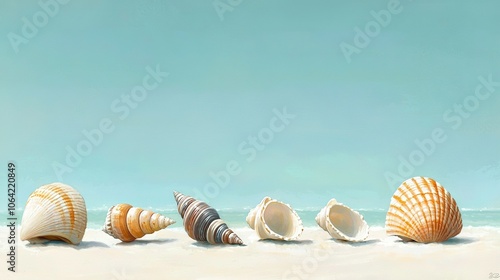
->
[173,191,243,245]
[246,197,303,241]
[20,182,87,245]
[386,176,462,243]
[315,199,369,242]
[102,203,175,242]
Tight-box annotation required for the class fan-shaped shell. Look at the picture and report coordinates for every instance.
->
[316,199,369,242]
[246,197,303,241]
[102,203,175,242]
[20,182,87,245]
[173,191,243,245]
[386,176,462,243]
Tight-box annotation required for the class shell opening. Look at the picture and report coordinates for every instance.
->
[328,205,366,238]
[263,202,301,238]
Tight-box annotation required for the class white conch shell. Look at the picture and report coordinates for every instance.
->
[246,197,304,241]
[102,203,175,242]
[20,182,87,245]
[386,176,462,243]
[315,199,369,242]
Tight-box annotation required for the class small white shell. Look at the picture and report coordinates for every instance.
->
[316,199,369,242]
[20,183,87,245]
[246,197,304,241]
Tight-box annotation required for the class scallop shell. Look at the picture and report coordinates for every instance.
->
[173,191,243,245]
[315,199,369,242]
[102,203,175,242]
[385,176,463,243]
[246,197,303,241]
[20,182,87,245]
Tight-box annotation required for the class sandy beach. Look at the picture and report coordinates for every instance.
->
[1,226,499,280]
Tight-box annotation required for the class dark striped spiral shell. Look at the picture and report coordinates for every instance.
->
[173,191,243,245]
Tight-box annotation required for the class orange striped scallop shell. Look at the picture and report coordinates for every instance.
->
[386,177,462,243]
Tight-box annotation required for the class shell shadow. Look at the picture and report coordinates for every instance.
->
[191,241,247,248]
[341,239,381,247]
[77,241,110,249]
[116,238,177,246]
[258,239,314,246]
[441,237,477,245]
[393,239,419,244]
[25,240,109,249]
[392,236,477,245]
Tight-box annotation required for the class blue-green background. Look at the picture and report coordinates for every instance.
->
[1,0,499,213]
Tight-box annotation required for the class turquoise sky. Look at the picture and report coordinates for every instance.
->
[1,0,499,211]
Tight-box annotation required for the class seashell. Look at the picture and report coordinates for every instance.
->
[246,197,303,241]
[315,199,369,242]
[173,191,243,245]
[385,176,463,243]
[20,182,87,245]
[102,203,175,242]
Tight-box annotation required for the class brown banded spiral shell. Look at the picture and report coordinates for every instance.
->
[173,191,243,245]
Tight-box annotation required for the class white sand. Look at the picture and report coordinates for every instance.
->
[1,226,499,280]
